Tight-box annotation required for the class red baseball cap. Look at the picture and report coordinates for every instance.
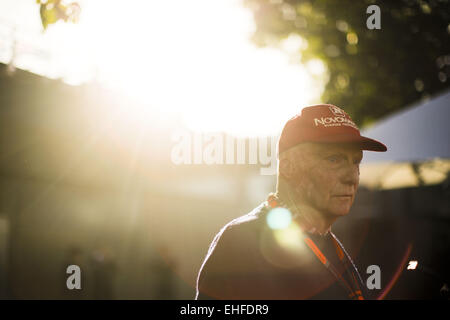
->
[278,104,387,155]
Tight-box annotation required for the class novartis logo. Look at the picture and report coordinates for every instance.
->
[314,116,358,130]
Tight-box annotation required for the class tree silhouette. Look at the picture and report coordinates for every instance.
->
[243,0,450,126]
[37,0,80,30]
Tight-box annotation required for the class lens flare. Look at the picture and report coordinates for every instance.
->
[266,207,292,230]
[407,260,418,270]
[273,223,305,251]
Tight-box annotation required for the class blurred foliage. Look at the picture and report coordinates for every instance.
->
[243,0,450,127]
[37,0,80,30]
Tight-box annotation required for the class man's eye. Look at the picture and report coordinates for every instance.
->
[326,155,342,163]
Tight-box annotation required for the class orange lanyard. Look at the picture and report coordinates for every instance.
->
[266,194,364,300]
[303,235,364,300]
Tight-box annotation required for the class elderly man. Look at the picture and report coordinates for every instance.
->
[195,104,386,300]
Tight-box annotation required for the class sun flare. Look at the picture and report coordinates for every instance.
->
[1,0,327,137]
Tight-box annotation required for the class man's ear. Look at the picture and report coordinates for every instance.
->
[279,158,296,179]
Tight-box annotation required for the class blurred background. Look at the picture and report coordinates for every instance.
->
[0,0,449,299]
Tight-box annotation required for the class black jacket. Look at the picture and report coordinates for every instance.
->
[196,202,367,300]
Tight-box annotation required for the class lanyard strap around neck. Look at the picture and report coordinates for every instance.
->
[266,194,364,300]
[303,236,364,300]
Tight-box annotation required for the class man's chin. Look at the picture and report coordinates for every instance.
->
[333,210,351,217]
[328,205,352,217]
[329,197,354,216]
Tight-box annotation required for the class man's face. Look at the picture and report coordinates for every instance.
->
[284,143,363,218]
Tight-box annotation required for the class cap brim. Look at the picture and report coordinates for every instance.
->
[310,134,387,152]
[358,135,387,152]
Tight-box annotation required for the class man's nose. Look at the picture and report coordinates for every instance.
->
[342,163,360,186]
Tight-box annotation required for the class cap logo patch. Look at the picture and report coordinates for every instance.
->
[329,106,346,116]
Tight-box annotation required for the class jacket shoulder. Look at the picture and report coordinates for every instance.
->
[195,202,269,299]
[204,202,268,263]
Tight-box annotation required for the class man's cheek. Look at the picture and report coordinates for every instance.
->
[295,179,319,205]
[292,179,307,199]
[290,175,311,201]
[288,166,307,191]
